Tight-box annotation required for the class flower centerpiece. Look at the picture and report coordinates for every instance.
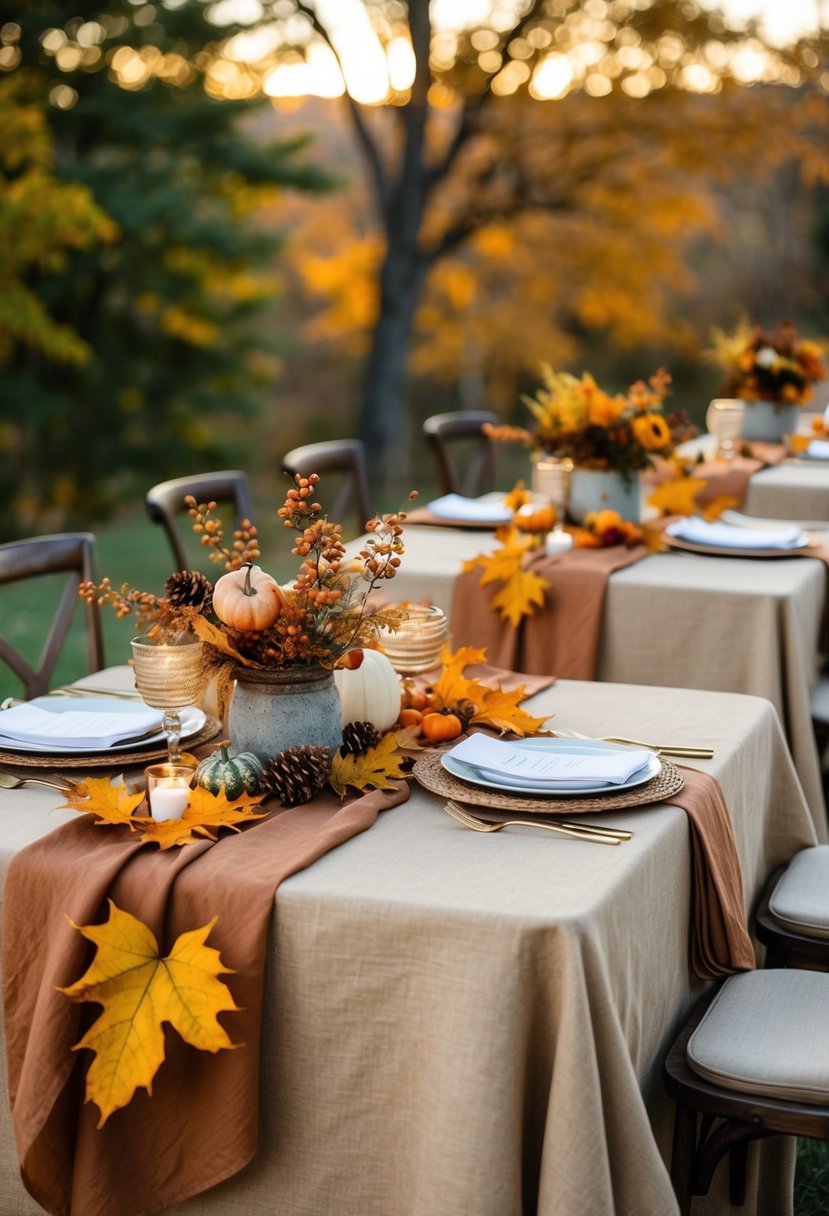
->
[485,366,693,523]
[83,473,410,762]
[707,319,826,442]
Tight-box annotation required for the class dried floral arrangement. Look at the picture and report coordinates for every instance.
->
[485,367,695,483]
[708,319,826,407]
[82,473,409,681]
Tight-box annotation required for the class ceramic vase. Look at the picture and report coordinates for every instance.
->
[739,400,800,443]
[567,469,641,525]
[227,665,343,763]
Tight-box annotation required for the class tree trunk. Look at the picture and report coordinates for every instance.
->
[358,249,425,497]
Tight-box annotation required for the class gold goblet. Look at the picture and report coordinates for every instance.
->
[130,636,205,762]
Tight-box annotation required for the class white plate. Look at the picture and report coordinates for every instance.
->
[0,699,206,755]
[665,517,809,551]
[441,737,661,797]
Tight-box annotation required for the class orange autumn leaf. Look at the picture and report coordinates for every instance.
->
[429,646,548,737]
[489,567,548,627]
[647,476,707,518]
[701,494,740,521]
[463,527,548,625]
[62,776,145,827]
[191,614,253,666]
[328,731,408,796]
[60,900,239,1128]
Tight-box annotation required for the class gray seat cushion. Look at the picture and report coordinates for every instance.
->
[770,847,829,940]
[687,970,829,1104]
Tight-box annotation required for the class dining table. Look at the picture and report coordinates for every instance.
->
[0,667,818,1216]
[364,519,829,843]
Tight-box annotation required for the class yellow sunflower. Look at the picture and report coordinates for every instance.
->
[632,413,672,451]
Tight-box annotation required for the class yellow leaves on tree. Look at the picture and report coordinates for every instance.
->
[429,645,548,737]
[63,776,267,849]
[329,732,408,797]
[464,526,548,627]
[60,901,239,1127]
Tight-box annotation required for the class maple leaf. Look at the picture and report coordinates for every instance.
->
[137,787,267,850]
[328,732,408,796]
[60,900,239,1127]
[191,615,252,666]
[701,494,740,521]
[430,646,548,737]
[462,529,548,625]
[647,476,707,518]
[62,777,145,827]
[489,567,548,627]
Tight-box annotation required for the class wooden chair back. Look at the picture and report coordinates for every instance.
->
[281,440,372,532]
[0,532,104,699]
[423,411,500,497]
[145,470,255,573]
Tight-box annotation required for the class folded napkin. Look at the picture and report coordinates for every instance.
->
[719,509,805,534]
[806,439,829,460]
[448,735,652,789]
[669,766,756,980]
[4,783,410,1216]
[424,493,513,525]
[667,515,805,550]
[0,699,163,749]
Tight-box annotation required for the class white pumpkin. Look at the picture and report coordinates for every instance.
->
[334,649,401,733]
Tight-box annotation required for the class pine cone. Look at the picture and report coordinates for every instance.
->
[164,570,213,614]
[341,720,381,757]
[258,744,333,807]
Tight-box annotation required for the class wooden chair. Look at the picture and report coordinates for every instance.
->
[423,411,500,497]
[145,470,255,573]
[755,849,829,970]
[0,533,104,699]
[664,969,829,1215]
[281,440,372,532]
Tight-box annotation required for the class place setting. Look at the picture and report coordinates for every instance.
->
[663,510,817,558]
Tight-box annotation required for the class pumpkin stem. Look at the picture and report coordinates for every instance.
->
[242,563,256,597]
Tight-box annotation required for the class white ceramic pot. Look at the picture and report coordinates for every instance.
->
[739,400,800,443]
[568,469,641,524]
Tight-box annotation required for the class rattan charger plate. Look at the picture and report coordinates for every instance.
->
[0,717,222,770]
[412,749,683,814]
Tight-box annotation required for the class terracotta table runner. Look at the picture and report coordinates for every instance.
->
[3,784,409,1216]
[450,544,648,679]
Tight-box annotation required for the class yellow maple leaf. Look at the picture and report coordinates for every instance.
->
[462,529,548,624]
[328,732,408,796]
[137,787,267,850]
[429,646,548,737]
[701,494,740,521]
[60,900,239,1127]
[191,615,252,666]
[62,777,145,827]
[489,567,548,627]
[647,476,707,518]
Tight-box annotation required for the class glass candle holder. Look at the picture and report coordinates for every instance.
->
[705,399,745,460]
[131,635,205,762]
[376,604,449,675]
[144,761,196,822]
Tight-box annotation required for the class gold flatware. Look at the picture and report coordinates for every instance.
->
[48,686,142,701]
[442,800,623,845]
[0,771,76,792]
[553,729,713,759]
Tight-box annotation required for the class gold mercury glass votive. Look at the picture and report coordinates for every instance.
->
[377,604,449,675]
[531,457,574,521]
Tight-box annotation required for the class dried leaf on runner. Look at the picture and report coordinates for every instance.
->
[60,900,239,1127]
[489,567,548,627]
[329,731,408,796]
[701,494,740,521]
[429,646,547,737]
[462,528,547,625]
[647,476,707,518]
[138,786,267,850]
[62,777,145,827]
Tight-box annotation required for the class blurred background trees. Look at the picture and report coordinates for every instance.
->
[1,0,828,528]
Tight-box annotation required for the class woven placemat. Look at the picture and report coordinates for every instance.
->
[412,749,683,814]
[0,717,222,770]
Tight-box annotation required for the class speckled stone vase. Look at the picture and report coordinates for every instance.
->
[568,469,641,525]
[227,666,343,763]
[739,400,800,442]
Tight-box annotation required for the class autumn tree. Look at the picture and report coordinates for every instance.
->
[0,1,329,536]
[207,0,828,486]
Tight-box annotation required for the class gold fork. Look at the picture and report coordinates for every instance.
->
[442,800,624,845]
[0,770,76,792]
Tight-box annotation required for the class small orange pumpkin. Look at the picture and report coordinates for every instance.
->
[212,563,286,632]
[421,711,463,743]
[514,503,557,533]
[399,708,423,728]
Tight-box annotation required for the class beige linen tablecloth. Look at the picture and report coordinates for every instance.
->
[363,526,829,840]
[0,675,817,1216]
[743,461,829,522]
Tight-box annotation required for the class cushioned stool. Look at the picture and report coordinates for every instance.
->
[756,847,829,970]
[664,969,829,1215]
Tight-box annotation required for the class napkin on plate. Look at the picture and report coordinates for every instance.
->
[666,515,805,550]
[425,493,513,524]
[0,700,163,749]
[806,439,829,460]
[447,734,653,789]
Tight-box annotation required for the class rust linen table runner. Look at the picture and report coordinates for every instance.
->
[3,783,409,1216]
[450,544,648,678]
